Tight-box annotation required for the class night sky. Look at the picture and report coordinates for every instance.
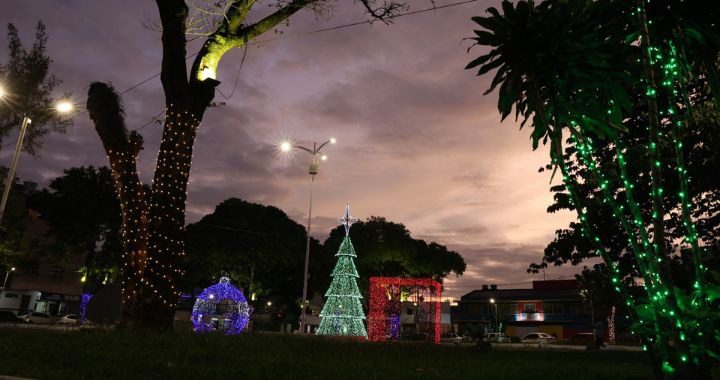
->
[0,0,586,298]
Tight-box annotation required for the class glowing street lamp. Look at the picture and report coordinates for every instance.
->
[0,91,74,226]
[1,267,16,292]
[55,100,74,114]
[278,137,336,333]
[490,297,499,333]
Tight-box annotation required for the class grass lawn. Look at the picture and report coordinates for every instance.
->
[0,329,703,380]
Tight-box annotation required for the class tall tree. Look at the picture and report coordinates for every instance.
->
[0,21,70,155]
[28,166,122,291]
[323,216,466,298]
[85,0,410,330]
[467,1,720,378]
[183,198,323,309]
[576,265,619,326]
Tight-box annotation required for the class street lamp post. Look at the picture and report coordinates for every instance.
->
[490,298,498,333]
[280,137,335,334]
[1,267,16,292]
[0,115,31,225]
[0,93,74,226]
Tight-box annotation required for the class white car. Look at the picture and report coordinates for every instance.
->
[19,312,53,324]
[444,333,465,344]
[484,332,510,343]
[521,332,557,343]
[56,314,80,325]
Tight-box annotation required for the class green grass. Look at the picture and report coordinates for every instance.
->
[0,329,681,379]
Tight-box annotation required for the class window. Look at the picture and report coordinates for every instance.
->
[4,293,18,298]
[543,303,564,314]
[406,308,414,315]
[523,303,537,313]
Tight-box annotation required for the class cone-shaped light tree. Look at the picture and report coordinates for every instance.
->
[317,205,367,338]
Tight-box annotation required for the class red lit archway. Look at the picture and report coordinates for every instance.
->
[368,277,442,344]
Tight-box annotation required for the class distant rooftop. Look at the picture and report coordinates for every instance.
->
[460,279,580,302]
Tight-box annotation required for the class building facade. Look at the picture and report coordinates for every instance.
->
[452,280,595,340]
[0,183,85,316]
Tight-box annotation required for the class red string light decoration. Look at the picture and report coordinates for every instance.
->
[368,277,442,344]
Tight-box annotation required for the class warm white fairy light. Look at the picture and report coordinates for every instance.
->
[106,105,201,309]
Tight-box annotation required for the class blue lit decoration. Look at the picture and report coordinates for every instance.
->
[389,314,400,340]
[191,277,251,335]
[80,293,92,324]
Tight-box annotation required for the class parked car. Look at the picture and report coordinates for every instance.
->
[56,314,80,325]
[484,332,510,343]
[19,312,53,324]
[521,332,557,343]
[0,310,23,323]
[442,333,466,344]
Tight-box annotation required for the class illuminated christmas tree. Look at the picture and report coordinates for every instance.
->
[317,205,367,338]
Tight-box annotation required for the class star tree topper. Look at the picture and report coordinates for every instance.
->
[338,204,358,237]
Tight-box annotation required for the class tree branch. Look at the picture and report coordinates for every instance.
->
[241,0,313,41]
[188,0,312,111]
[357,0,409,22]
[226,0,256,32]
[186,0,409,111]
[156,0,191,107]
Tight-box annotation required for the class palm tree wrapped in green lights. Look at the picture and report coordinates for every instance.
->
[317,205,367,338]
[467,1,720,378]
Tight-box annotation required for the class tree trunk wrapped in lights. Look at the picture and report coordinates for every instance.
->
[467,1,720,378]
[317,205,367,338]
[85,0,408,330]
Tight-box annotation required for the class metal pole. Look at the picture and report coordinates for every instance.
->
[1,271,9,290]
[494,303,498,333]
[0,115,31,226]
[300,173,315,334]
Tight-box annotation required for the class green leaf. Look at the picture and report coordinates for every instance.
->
[471,16,501,32]
[465,53,493,70]
[634,303,656,323]
[474,57,504,77]
[706,284,720,304]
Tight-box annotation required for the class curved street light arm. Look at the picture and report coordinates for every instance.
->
[316,140,332,152]
[295,145,314,155]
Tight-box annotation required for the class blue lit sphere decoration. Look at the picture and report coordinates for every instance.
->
[191,277,251,335]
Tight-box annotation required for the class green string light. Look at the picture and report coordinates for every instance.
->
[317,234,368,338]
